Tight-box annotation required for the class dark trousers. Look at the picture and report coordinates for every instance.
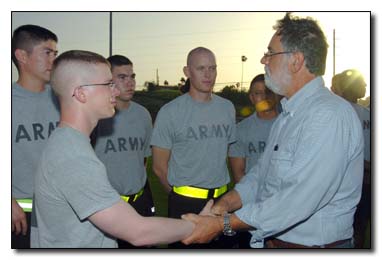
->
[353,179,371,248]
[167,190,238,249]
[12,212,31,249]
[117,182,155,249]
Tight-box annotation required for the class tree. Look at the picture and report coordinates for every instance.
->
[145,81,157,92]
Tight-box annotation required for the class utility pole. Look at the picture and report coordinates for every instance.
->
[333,29,336,77]
[156,68,159,86]
[241,55,247,91]
[109,12,112,57]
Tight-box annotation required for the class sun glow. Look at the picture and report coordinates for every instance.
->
[300,12,371,98]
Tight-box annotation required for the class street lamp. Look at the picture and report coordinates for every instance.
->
[241,55,247,91]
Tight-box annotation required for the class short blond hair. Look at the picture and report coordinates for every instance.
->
[50,50,109,97]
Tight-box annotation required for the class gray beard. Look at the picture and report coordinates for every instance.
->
[264,74,283,95]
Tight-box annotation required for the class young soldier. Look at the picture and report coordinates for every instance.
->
[151,47,236,248]
[31,50,194,248]
[94,55,155,248]
[11,25,59,248]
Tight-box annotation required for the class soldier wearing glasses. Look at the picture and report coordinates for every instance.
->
[31,50,195,248]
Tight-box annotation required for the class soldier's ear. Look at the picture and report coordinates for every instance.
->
[71,87,87,103]
[14,49,28,65]
[183,66,190,78]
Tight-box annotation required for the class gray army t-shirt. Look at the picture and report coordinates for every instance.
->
[12,83,60,199]
[95,101,152,195]
[31,127,120,248]
[229,113,276,173]
[150,93,236,188]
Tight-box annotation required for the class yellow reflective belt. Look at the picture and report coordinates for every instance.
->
[214,185,227,197]
[173,185,227,199]
[16,198,33,213]
[120,188,144,203]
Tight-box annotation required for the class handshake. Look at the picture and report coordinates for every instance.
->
[180,198,234,245]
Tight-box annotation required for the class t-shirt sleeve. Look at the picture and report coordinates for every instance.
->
[228,102,237,144]
[144,111,153,157]
[53,157,121,221]
[228,125,245,158]
[150,107,174,150]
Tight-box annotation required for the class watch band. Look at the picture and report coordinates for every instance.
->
[223,213,236,236]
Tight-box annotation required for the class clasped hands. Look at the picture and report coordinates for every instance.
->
[181,199,229,245]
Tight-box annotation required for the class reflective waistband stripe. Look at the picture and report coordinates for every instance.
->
[16,199,33,212]
[120,188,144,203]
[173,185,227,199]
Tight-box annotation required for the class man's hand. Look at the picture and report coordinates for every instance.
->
[181,213,223,245]
[11,199,27,235]
[199,199,215,216]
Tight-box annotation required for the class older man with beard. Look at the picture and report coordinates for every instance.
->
[181,13,364,249]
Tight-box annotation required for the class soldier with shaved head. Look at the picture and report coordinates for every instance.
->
[151,47,237,248]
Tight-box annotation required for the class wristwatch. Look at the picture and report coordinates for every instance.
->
[223,213,236,236]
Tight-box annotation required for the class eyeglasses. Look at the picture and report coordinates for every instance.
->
[263,51,293,58]
[72,82,115,97]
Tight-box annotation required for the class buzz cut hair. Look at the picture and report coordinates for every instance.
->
[50,50,109,97]
[12,24,58,70]
[107,55,133,71]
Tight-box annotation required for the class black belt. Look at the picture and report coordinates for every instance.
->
[266,238,352,248]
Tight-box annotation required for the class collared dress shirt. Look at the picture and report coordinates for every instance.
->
[235,77,364,246]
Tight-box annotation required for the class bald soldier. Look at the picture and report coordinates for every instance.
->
[30,50,194,248]
[151,47,237,248]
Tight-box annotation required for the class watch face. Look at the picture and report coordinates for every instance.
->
[223,229,237,236]
[223,213,236,236]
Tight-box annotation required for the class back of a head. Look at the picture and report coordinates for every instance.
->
[180,78,191,93]
[107,55,133,70]
[12,24,58,70]
[274,12,328,76]
[335,69,366,102]
[51,50,109,98]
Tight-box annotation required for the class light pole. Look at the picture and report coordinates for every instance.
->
[241,55,247,91]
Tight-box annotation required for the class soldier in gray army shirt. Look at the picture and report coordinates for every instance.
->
[229,74,280,183]
[31,50,194,248]
[228,73,279,248]
[151,47,236,248]
[11,24,59,248]
[94,55,155,248]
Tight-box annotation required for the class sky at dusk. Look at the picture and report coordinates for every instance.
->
[11,11,370,96]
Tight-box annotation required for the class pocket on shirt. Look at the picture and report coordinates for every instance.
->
[267,151,294,190]
[270,151,293,168]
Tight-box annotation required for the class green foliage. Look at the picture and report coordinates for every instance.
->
[133,89,182,120]
[217,85,251,107]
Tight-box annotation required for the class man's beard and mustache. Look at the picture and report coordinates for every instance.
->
[264,66,289,96]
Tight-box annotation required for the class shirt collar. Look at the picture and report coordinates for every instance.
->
[280,77,325,117]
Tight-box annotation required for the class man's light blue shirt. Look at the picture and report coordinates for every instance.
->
[235,77,364,246]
